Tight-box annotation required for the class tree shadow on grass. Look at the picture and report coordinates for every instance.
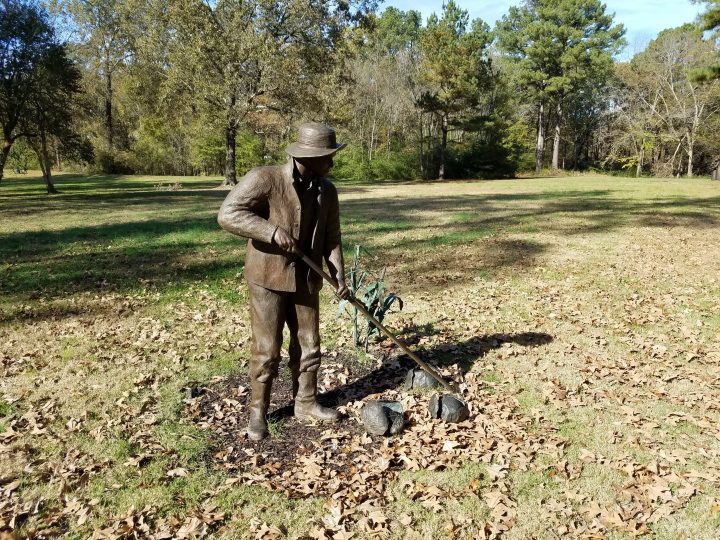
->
[0,187,228,218]
[341,190,720,243]
[268,331,553,421]
[4,180,719,308]
[0,215,245,306]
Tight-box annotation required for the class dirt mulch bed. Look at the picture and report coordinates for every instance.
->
[187,349,417,467]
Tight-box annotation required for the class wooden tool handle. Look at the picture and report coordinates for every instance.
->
[297,251,458,394]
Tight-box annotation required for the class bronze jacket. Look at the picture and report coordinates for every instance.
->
[217,160,342,293]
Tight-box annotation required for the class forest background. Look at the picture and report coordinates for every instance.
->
[1,0,719,193]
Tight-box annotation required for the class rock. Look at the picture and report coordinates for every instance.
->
[361,400,405,436]
[429,394,441,418]
[405,369,440,390]
[429,394,470,423]
[184,384,204,399]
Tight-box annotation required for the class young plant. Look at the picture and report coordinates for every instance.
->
[338,246,403,351]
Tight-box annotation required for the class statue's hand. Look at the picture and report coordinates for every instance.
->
[335,278,351,300]
[272,227,298,254]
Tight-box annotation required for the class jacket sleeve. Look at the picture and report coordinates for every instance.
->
[323,181,342,258]
[217,171,278,244]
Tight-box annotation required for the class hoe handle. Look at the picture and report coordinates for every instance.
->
[297,251,458,394]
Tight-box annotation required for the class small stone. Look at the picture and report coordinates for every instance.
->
[405,369,440,390]
[184,384,203,399]
[429,394,441,419]
[361,400,405,436]
[361,402,389,435]
[429,394,470,423]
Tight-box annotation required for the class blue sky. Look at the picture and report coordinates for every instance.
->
[381,0,704,56]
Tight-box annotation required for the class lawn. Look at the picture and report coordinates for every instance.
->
[1,171,720,539]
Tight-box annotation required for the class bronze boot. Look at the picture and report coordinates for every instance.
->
[247,380,271,440]
[294,371,340,422]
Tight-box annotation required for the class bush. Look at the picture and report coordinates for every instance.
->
[96,149,136,174]
[131,117,182,175]
[7,139,38,172]
[235,130,264,174]
[189,129,264,177]
[190,131,225,175]
[445,135,519,179]
[333,146,419,183]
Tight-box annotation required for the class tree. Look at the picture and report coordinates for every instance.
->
[0,0,57,182]
[165,0,364,186]
[693,0,720,81]
[496,0,625,171]
[417,0,493,180]
[631,26,719,177]
[23,42,83,193]
[601,62,660,177]
[54,0,135,151]
[345,8,421,168]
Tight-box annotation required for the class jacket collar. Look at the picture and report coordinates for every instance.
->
[285,157,324,193]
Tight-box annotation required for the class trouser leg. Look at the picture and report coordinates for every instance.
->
[288,285,339,422]
[288,284,320,397]
[247,282,286,440]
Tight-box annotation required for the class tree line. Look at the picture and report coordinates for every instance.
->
[1,0,719,193]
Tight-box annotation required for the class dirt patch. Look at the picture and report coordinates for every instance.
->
[188,349,416,467]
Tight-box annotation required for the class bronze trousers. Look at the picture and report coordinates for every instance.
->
[247,281,321,384]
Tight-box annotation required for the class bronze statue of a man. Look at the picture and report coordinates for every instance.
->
[218,122,350,440]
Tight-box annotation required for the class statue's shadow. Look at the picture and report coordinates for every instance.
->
[269,330,553,421]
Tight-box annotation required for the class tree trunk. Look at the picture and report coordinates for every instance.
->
[36,128,58,194]
[105,54,113,149]
[686,129,694,178]
[41,131,58,194]
[670,138,683,177]
[439,114,447,180]
[552,94,563,170]
[223,122,237,186]
[369,113,376,161]
[636,141,644,178]
[0,137,13,183]
[418,113,425,180]
[369,93,378,162]
[55,141,62,171]
[536,101,545,172]
[572,136,579,169]
[712,162,719,180]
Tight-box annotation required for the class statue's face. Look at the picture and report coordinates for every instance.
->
[294,155,334,179]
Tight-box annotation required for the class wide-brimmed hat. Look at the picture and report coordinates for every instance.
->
[286,122,346,158]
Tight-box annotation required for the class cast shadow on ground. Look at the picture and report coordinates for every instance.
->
[268,330,553,422]
[0,215,246,306]
[341,190,720,246]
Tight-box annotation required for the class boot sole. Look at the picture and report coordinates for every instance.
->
[295,413,340,423]
[247,429,269,440]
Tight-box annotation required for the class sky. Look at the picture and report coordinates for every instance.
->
[381,0,705,57]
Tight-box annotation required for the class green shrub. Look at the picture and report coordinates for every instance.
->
[6,139,38,172]
[96,149,136,174]
[235,130,264,174]
[190,130,225,175]
[333,146,419,183]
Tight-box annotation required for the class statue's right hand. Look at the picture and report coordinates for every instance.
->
[272,227,298,254]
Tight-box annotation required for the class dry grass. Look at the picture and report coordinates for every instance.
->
[1,171,720,538]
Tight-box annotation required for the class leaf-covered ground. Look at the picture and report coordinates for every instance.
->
[1,172,719,539]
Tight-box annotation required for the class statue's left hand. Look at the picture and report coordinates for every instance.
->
[336,279,351,300]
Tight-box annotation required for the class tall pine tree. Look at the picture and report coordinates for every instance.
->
[417,0,493,180]
[496,0,625,171]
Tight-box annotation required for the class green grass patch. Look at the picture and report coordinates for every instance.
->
[3,172,720,538]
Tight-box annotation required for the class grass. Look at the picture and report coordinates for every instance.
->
[1,170,720,538]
